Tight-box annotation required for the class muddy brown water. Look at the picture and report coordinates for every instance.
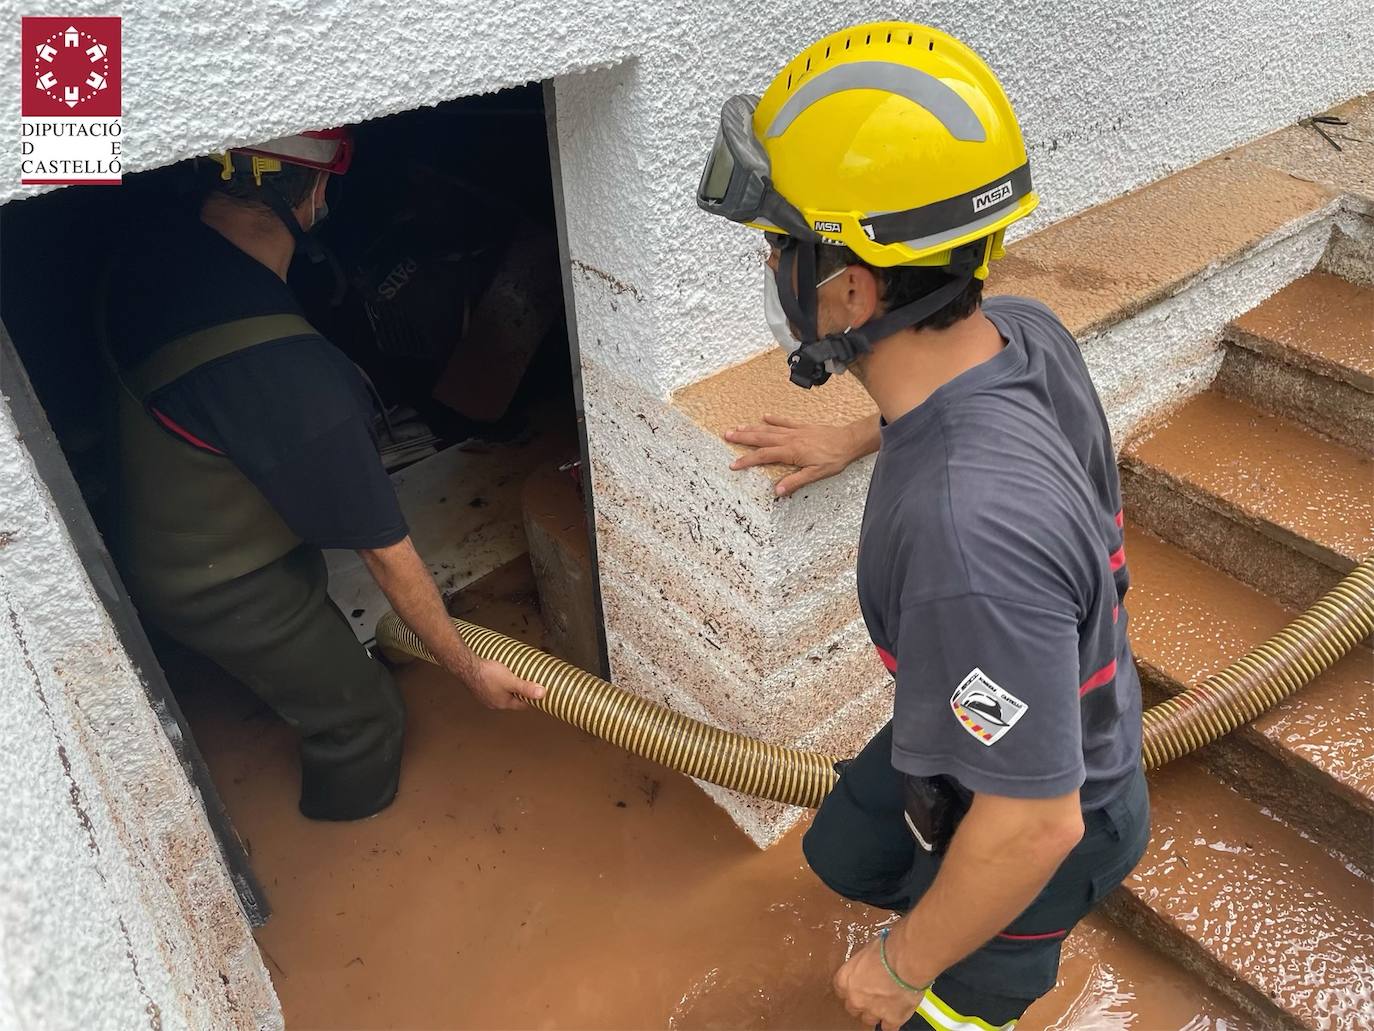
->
[181,560,1250,1029]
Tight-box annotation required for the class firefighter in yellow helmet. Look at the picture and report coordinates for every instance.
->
[700,24,1150,1030]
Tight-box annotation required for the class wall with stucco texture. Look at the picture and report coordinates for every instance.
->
[552,0,1373,396]
[0,374,279,1029]
[0,1,1370,395]
[0,7,1368,1013]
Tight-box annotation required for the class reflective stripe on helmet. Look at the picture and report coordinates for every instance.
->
[250,133,340,167]
[764,60,987,143]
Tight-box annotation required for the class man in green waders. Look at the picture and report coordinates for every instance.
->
[102,128,544,821]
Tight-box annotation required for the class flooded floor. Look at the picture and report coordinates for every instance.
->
[181,560,1252,1030]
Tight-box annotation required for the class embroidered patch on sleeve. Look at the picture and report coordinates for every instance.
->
[950,668,1028,746]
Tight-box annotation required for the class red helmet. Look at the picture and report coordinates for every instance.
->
[232,126,354,176]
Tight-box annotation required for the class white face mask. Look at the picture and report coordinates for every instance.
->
[763,269,798,352]
[308,172,330,229]
[763,265,851,370]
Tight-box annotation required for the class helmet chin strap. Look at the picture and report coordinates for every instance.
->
[774,241,814,342]
[773,240,975,389]
[257,172,348,305]
[260,176,328,266]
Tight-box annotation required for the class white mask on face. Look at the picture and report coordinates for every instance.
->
[763,265,852,370]
[763,269,799,352]
[308,173,330,229]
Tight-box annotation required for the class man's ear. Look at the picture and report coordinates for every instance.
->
[844,264,882,328]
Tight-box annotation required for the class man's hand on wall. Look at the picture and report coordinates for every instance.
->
[724,413,880,496]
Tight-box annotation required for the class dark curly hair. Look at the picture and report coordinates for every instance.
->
[815,243,983,331]
[200,153,319,211]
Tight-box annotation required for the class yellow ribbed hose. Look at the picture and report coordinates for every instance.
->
[1140,556,1374,769]
[375,556,1374,807]
[374,613,841,808]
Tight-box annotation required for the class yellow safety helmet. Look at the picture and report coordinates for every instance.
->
[697,23,1038,387]
[699,22,1036,270]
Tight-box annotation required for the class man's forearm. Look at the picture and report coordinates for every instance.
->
[359,536,478,682]
[887,791,1084,987]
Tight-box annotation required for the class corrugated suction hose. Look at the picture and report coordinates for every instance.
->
[374,613,840,808]
[376,556,1374,807]
[1140,556,1374,770]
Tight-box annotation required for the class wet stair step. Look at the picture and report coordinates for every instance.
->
[1121,391,1374,611]
[1218,270,1374,453]
[1125,527,1374,872]
[1103,760,1374,1030]
[1227,270,1374,393]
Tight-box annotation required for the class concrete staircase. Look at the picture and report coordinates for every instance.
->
[647,95,1374,846]
[1108,270,1374,1029]
[637,95,1374,1019]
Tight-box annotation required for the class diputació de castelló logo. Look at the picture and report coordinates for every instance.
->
[20,16,123,185]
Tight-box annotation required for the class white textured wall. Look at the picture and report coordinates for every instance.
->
[0,0,640,191]
[0,7,1368,1011]
[553,0,1374,396]
[0,1,1370,394]
[0,391,279,1029]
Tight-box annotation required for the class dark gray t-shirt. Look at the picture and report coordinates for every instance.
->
[856,295,1142,811]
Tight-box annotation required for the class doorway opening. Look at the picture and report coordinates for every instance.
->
[0,80,605,920]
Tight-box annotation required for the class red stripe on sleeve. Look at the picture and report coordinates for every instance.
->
[1114,509,1124,529]
[151,408,226,455]
[1109,545,1126,571]
[1080,659,1118,696]
[875,646,897,674]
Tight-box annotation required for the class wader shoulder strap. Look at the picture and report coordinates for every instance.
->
[123,313,317,400]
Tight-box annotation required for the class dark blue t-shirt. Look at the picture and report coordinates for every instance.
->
[857,295,1142,810]
[104,216,407,551]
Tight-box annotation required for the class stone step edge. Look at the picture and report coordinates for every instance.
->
[1136,659,1374,876]
[1121,466,1344,615]
[1129,580,1374,814]
[1212,345,1374,457]
[1101,762,1374,1031]
[1136,644,1374,816]
[1148,665,1374,819]
[1223,322,1374,394]
[1118,452,1359,574]
[1099,889,1302,1030]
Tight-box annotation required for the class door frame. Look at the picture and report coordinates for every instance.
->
[0,80,610,926]
[543,78,612,679]
[0,324,270,924]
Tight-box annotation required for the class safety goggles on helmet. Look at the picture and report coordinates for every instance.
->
[696,21,1039,390]
[696,95,816,241]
